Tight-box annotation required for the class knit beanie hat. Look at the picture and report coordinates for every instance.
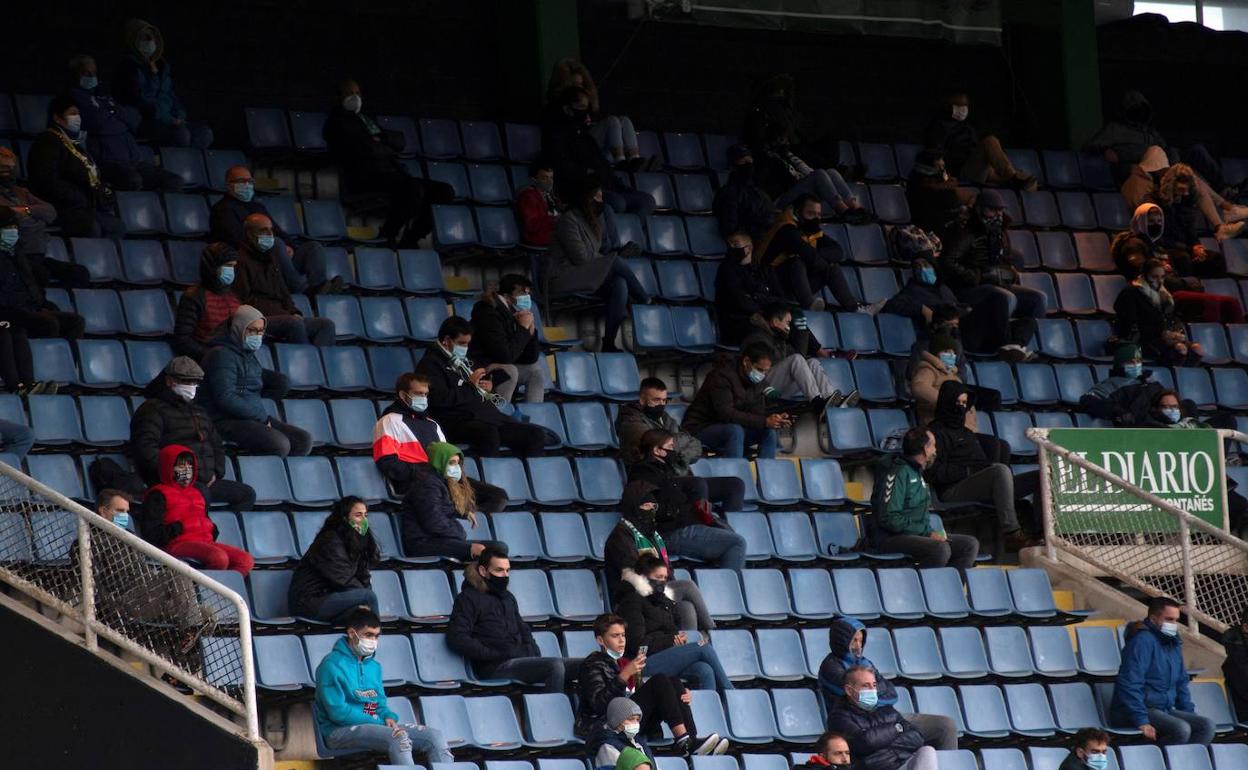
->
[607,697,642,729]
[616,747,651,770]
[1113,343,1142,366]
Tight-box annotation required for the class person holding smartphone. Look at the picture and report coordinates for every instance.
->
[681,341,788,459]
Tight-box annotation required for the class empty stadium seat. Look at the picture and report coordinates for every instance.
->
[1020,191,1060,228]
[1057,191,1096,229]
[116,191,168,234]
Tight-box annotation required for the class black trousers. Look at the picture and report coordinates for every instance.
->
[633,672,697,737]
[0,327,34,390]
[7,308,85,340]
[444,418,546,457]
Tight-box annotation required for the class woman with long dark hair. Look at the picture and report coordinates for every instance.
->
[289,495,381,623]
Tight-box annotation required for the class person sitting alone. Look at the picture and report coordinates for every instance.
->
[1057,728,1112,770]
[826,666,935,770]
[288,496,381,623]
[681,341,788,460]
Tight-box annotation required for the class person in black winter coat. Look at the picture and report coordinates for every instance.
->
[26,96,124,239]
[612,554,734,692]
[925,381,1039,551]
[1113,260,1202,366]
[447,547,581,692]
[604,482,716,632]
[469,274,545,404]
[577,614,723,759]
[397,441,507,561]
[414,316,546,456]
[681,342,787,461]
[712,145,776,240]
[714,233,786,346]
[0,207,87,343]
[905,150,973,240]
[1155,164,1230,278]
[1077,344,1168,427]
[129,356,256,510]
[627,430,747,572]
[322,79,452,245]
[924,91,1036,190]
[173,243,241,361]
[826,666,932,770]
[288,496,381,623]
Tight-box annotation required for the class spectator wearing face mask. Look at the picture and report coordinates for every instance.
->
[827,666,934,770]
[712,145,777,241]
[67,54,182,192]
[1111,203,1243,325]
[741,303,858,414]
[397,442,508,561]
[516,160,563,247]
[140,445,254,574]
[1155,164,1234,273]
[208,165,339,296]
[1122,147,1247,241]
[373,372,509,513]
[758,193,863,312]
[940,189,1043,363]
[232,213,336,346]
[909,333,975,429]
[199,305,312,457]
[749,114,870,223]
[882,258,961,339]
[1058,729,1112,770]
[130,356,257,510]
[905,149,974,239]
[468,274,545,403]
[1077,344,1167,427]
[547,59,654,172]
[546,179,652,352]
[173,243,241,361]
[27,95,124,239]
[0,208,87,344]
[682,342,786,460]
[925,91,1036,191]
[114,19,213,148]
[0,147,58,258]
[1114,259,1203,366]
[714,232,785,346]
[323,79,453,246]
[289,495,381,623]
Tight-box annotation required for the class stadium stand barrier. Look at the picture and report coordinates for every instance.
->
[0,460,259,738]
[1029,427,1248,636]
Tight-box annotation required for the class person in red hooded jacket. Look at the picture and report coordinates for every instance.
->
[140,444,254,575]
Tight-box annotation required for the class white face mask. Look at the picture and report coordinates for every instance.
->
[622,722,641,737]
[951,105,969,122]
[65,115,83,134]
[171,383,198,401]
[343,94,362,114]
[352,634,378,656]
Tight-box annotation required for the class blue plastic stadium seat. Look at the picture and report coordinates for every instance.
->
[202,149,247,192]
[845,224,888,265]
[703,134,736,171]
[992,412,1035,458]
[1028,625,1078,677]
[159,146,208,189]
[800,459,847,507]
[1041,150,1081,189]
[965,567,1015,617]
[275,344,327,391]
[401,570,455,622]
[526,457,579,507]
[427,162,470,201]
[1055,272,1096,315]
[1004,682,1059,736]
[1057,192,1096,230]
[1012,230,1040,269]
[238,456,294,506]
[78,339,131,388]
[753,460,801,508]
[244,107,290,150]
[634,173,676,211]
[1175,366,1217,409]
[460,121,503,162]
[254,634,315,690]
[1075,319,1114,361]
[351,247,401,290]
[119,240,170,284]
[167,240,207,284]
[1090,274,1127,315]
[366,346,414,393]
[823,409,874,455]
[561,402,613,450]
[873,313,916,358]
[70,237,123,282]
[646,215,690,256]
[477,207,519,250]
[869,185,910,224]
[1073,232,1114,273]
[1073,626,1120,676]
[28,395,84,445]
[575,457,624,506]
[857,267,899,304]
[661,132,706,170]
[1015,363,1059,406]
[742,567,796,620]
[552,352,603,397]
[319,346,371,392]
[893,625,947,679]
[1003,148,1043,185]
[1212,367,1248,409]
[358,297,408,342]
[30,339,77,385]
[836,312,880,353]
[1046,681,1108,733]
[670,306,717,353]
[832,568,883,619]
[410,633,469,688]
[539,512,593,562]
[122,289,175,336]
[480,458,533,505]
[419,119,464,160]
[788,566,838,622]
[1188,681,1236,732]
[1212,744,1248,770]
[550,568,604,620]
[301,199,348,241]
[920,567,971,619]
[693,569,746,620]
[1093,192,1130,230]
[14,93,53,134]
[116,191,168,235]
[393,249,446,295]
[755,628,808,681]
[1019,191,1059,228]
[656,260,700,301]
[859,143,899,180]
[247,568,297,624]
[727,512,776,561]
[72,288,125,335]
[879,569,931,622]
[1079,152,1116,190]
[674,174,714,214]
[467,163,512,205]
[164,193,211,237]
[1035,231,1075,271]
[287,456,339,507]
[596,353,641,400]
[401,297,448,342]
[1032,318,1076,359]
[686,216,726,258]
[957,684,1012,738]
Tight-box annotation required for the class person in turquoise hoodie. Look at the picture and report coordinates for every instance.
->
[1108,596,1214,746]
[314,607,452,765]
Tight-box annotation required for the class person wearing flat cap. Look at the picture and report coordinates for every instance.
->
[130,355,256,509]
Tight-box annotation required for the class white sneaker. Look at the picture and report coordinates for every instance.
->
[997,344,1028,364]
[712,737,731,755]
[859,299,888,316]
[693,734,722,755]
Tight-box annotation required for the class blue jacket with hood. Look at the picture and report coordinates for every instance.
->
[1109,618,1194,728]
[818,616,898,709]
[314,636,399,736]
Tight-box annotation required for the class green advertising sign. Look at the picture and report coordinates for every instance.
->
[1045,428,1226,534]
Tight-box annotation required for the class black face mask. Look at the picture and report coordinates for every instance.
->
[642,404,665,421]
[726,246,748,263]
[731,162,755,181]
[648,579,667,595]
[798,216,822,235]
[485,574,509,594]
[0,171,14,188]
[632,504,658,530]
[1146,223,1163,240]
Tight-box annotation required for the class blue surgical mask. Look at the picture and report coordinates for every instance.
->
[514,293,532,312]
[1085,754,1109,770]
[452,344,469,360]
[446,464,463,481]
[112,511,131,530]
[79,75,99,91]
[938,351,958,369]
[217,266,235,286]
[918,267,937,285]
[605,646,624,660]
[1161,408,1181,424]
[856,688,879,710]
[64,115,83,135]
[244,333,264,352]
[1160,621,1179,637]
[747,367,766,384]
[408,395,428,412]
[255,233,275,252]
[231,182,254,203]
[1123,363,1143,379]
[0,228,18,250]
[138,39,157,58]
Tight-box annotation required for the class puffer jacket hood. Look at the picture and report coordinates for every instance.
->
[934,380,973,425]
[620,481,660,527]
[1129,202,1164,242]
[156,443,197,486]
[124,18,165,60]
[199,242,239,293]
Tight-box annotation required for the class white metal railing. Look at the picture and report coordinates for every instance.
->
[1030,427,1248,636]
[0,461,258,738]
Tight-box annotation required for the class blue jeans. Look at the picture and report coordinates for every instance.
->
[696,423,777,459]
[306,588,379,623]
[326,721,451,765]
[274,237,329,293]
[1147,708,1215,746]
[643,641,735,692]
[590,115,639,158]
[664,524,747,571]
[0,419,34,458]
[775,168,857,211]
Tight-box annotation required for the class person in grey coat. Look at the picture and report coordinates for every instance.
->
[546,179,650,351]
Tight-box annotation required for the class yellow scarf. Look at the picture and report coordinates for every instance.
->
[50,128,100,189]
[756,207,820,268]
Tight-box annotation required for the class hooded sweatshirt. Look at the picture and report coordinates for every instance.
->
[173,243,242,360]
[199,305,269,423]
[923,381,990,492]
[313,636,399,736]
[817,616,899,708]
[1109,619,1194,728]
[141,444,213,549]
[615,747,652,770]
[1110,203,1166,280]
[1084,90,1167,166]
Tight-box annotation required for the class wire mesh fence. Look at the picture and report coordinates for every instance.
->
[0,462,255,732]
[1034,429,1248,634]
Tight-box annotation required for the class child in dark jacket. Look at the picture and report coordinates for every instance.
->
[141,444,253,575]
